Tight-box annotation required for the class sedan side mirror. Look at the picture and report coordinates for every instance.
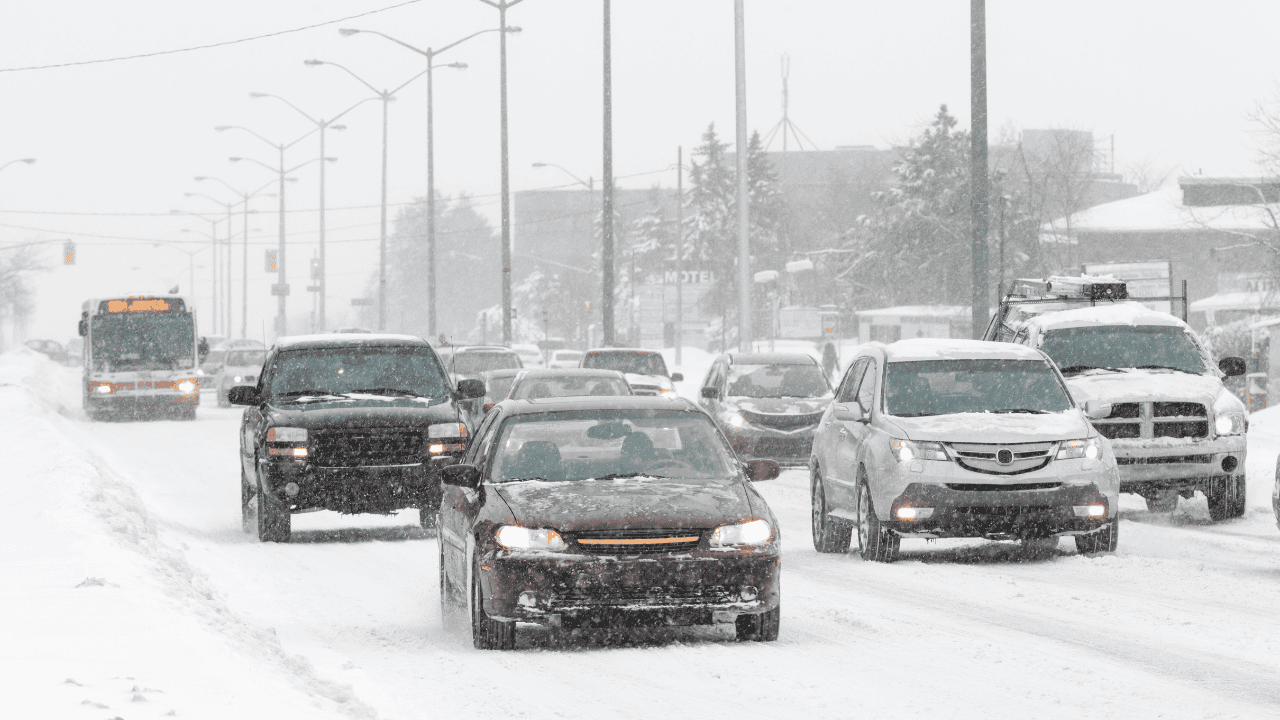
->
[228,386,261,406]
[832,403,865,423]
[700,386,720,400]
[1219,356,1247,378]
[1083,399,1112,419]
[454,378,486,400]
[745,459,781,482]
[671,372,684,383]
[442,463,482,490]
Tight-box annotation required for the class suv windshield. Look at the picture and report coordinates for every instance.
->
[885,359,1072,416]
[1041,325,1207,375]
[728,363,831,399]
[489,409,736,482]
[583,351,668,376]
[268,347,450,399]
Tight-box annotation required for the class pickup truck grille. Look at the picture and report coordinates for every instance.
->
[312,430,423,467]
[1092,402,1208,440]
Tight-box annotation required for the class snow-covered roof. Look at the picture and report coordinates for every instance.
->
[1024,301,1186,331]
[1050,184,1279,234]
[854,305,970,320]
[885,338,1043,361]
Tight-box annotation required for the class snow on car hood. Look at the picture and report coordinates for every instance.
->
[889,411,1092,443]
[624,373,674,391]
[733,397,829,415]
[1065,369,1224,406]
[495,475,750,532]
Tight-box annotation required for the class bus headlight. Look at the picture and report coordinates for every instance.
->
[176,379,197,394]
[92,383,113,395]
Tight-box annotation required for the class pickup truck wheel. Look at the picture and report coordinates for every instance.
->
[856,474,899,563]
[811,468,850,553]
[471,559,515,650]
[1230,475,1247,518]
[256,485,291,543]
[1075,518,1119,554]
[1207,476,1244,521]
[735,604,781,642]
[240,469,254,534]
[1144,490,1178,513]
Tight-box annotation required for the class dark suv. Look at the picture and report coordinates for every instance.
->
[229,334,485,542]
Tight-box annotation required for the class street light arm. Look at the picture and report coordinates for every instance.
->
[343,28,429,57]
[196,176,242,198]
[391,67,429,95]
[229,156,277,174]
[217,125,279,150]
[282,126,320,151]
[253,92,321,126]
[326,95,380,125]
[185,191,234,210]
[316,60,384,97]
[0,158,36,172]
[533,162,590,189]
[285,156,336,175]
[431,27,504,57]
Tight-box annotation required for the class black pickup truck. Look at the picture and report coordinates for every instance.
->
[229,334,484,542]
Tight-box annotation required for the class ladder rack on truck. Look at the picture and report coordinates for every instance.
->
[983,275,1189,342]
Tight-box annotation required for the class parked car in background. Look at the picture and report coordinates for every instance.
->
[215,347,267,408]
[547,349,584,369]
[512,343,545,368]
[809,338,1120,562]
[437,395,782,649]
[581,347,682,396]
[699,352,833,465]
[477,368,523,415]
[437,345,523,383]
[25,338,71,365]
[507,368,632,401]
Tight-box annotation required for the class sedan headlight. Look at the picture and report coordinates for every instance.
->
[267,427,307,442]
[890,438,947,462]
[709,518,774,547]
[1215,412,1246,436]
[495,526,568,551]
[1057,437,1101,460]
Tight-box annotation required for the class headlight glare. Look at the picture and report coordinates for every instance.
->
[726,412,747,428]
[176,379,197,394]
[710,518,773,547]
[890,438,946,462]
[495,526,568,551]
[1215,412,1246,436]
[1057,437,1101,460]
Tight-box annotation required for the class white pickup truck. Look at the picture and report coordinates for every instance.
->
[986,277,1248,520]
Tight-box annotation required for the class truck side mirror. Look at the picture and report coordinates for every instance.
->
[671,372,684,382]
[442,463,482,490]
[455,378,486,400]
[228,386,261,406]
[701,386,720,399]
[1219,357,1247,377]
[198,337,210,361]
[745,459,781,482]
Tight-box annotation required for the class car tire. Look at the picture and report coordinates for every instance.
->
[856,472,899,563]
[1074,518,1119,554]
[240,468,254,534]
[471,558,515,650]
[1207,476,1245,521]
[1144,490,1178,513]
[439,534,462,629]
[811,468,850,553]
[256,482,291,543]
[1230,475,1247,518]
[735,604,781,642]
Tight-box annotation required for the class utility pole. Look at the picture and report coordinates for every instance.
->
[970,0,990,339]
[277,144,288,336]
[602,0,615,346]
[675,146,684,366]
[734,0,752,351]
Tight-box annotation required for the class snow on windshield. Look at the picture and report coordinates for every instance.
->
[886,359,1071,416]
[728,363,831,399]
[490,410,735,482]
[267,348,451,398]
[1041,325,1207,375]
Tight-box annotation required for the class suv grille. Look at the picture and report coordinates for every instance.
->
[947,442,1054,475]
[1092,401,1208,440]
[313,430,423,467]
[570,528,703,554]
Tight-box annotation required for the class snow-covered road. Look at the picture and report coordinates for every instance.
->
[8,349,1280,719]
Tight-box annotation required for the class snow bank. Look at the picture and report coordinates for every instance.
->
[0,350,373,719]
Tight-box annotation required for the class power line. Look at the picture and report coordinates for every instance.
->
[0,1,424,74]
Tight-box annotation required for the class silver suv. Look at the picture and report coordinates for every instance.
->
[808,338,1120,562]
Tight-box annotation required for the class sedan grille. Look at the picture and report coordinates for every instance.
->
[947,442,1054,475]
[739,409,824,431]
[312,430,423,467]
[570,528,703,554]
[548,585,734,609]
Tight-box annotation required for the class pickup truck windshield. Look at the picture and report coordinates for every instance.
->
[885,359,1072,416]
[268,347,450,399]
[1041,325,1207,375]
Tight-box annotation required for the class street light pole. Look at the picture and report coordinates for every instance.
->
[173,210,221,330]
[676,146,684,366]
[194,176,276,339]
[734,0,752,351]
[602,0,615,347]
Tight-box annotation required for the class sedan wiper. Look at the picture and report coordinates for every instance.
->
[1058,365,1126,375]
[593,472,650,481]
[992,408,1050,414]
[277,389,347,399]
[350,387,424,397]
[893,412,941,417]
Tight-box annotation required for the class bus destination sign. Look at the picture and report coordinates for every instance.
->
[101,297,185,314]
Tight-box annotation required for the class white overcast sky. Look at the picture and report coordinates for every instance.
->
[2,0,1278,340]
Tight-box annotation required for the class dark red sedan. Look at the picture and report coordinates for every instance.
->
[437,395,781,649]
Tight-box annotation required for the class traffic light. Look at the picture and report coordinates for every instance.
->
[265,249,278,272]
[310,257,321,279]
[63,241,75,265]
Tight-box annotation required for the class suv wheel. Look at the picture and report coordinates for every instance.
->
[1144,489,1178,513]
[256,483,291,543]
[1074,518,1119,554]
[240,468,254,534]
[471,558,515,650]
[1207,476,1245,521]
[735,604,781,642]
[811,468,850,553]
[856,473,899,563]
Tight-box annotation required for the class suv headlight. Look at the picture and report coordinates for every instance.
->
[1215,411,1246,436]
[1056,437,1101,460]
[709,518,774,547]
[890,438,947,462]
[495,526,568,551]
[266,426,309,458]
[267,427,307,442]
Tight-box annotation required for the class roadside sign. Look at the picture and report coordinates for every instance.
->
[270,283,290,296]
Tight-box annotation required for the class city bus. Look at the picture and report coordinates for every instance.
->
[79,295,205,421]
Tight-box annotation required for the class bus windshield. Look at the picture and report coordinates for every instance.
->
[90,313,196,371]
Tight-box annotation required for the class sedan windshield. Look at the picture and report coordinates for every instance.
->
[511,374,631,400]
[885,359,1072,416]
[1040,325,1207,375]
[268,347,450,399]
[728,363,831,399]
[226,349,266,366]
[490,409,736,482]
[583,351,668,376]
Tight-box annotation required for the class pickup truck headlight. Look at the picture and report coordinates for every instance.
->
[495,526,568,551]
[266,426,309,458]
[267,427,307,442]
[1215,412,1246,436]
[1057,437,1101,460]
[709,518,774,547]
[891,438,947,462]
